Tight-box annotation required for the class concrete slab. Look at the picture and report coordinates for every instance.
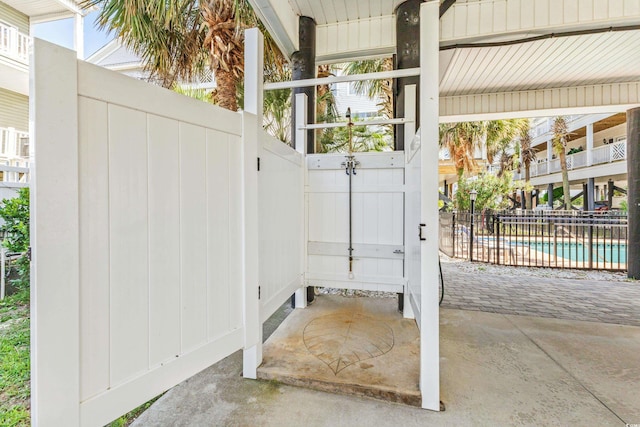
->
[507,314,640,424]
[131,307,639,426]
[257,295,421,406]
[440,309,625,426]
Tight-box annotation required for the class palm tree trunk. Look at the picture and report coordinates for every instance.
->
[559,149,572,209]
[215,69,239,112]
[525,164,532,208]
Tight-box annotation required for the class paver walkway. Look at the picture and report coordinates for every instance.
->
[440,260,640,327]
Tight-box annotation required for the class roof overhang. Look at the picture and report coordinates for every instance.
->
[4,0,86,22]
[250,0,640,119]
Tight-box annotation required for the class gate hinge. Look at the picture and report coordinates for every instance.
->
[257,157,260,171]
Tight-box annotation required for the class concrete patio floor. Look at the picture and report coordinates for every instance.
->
[257,295,421,407]
[131,295,640,426]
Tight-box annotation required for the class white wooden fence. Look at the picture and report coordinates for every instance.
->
[31,36,304,426]
[258,134,304,322]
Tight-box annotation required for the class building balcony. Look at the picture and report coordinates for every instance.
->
[0,24,29,95]
[0,127,29,159]
[0,23,29,65]
[529,140,626,178]
[0,127,30,187]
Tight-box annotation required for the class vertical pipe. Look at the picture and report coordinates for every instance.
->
[469,202,475,262]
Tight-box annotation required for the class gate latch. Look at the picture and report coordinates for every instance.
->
[419,223,426,241]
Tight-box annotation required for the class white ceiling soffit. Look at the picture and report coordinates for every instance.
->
[4,0,84,21]
[252,0,640,61]
[439,31,640,96]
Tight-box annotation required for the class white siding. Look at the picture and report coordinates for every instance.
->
[0,87,28,131]
[0,2,28,34]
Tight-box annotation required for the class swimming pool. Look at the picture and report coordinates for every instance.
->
[529,241,627,264]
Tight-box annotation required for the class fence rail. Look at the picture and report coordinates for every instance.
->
[440,210,628,271]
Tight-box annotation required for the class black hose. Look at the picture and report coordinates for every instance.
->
[439,258,444,306]
[440,25,640,51]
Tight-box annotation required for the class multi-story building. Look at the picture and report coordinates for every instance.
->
[0,0,83,199]
[524,113,627,209]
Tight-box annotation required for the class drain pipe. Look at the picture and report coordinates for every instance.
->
[342,108,359,279]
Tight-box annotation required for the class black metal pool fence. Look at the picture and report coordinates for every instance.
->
[439,210,628,271]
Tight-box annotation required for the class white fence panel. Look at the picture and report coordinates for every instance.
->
[405,133,422,323]
[258,133,304,322]
[305,152,405,292]
[32,40,245,427]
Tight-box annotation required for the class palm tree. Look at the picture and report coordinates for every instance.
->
[342,58,393,120]
[552,116,572,209]
[439,119,526,178]
[84,0,206,89]
[84,0,285,112]
[519,124,536,208]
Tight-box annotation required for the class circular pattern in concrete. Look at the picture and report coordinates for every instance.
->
[303,312,394,375]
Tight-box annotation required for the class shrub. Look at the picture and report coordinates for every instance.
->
[0,188,30,290]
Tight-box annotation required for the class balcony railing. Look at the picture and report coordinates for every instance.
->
[0,127,29,159]
[0,23,29,64]
[530,139,626,178]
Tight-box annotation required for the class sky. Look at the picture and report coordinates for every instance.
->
[31,10,113,59]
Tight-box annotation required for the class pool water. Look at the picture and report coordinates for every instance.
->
[530,241,627,264]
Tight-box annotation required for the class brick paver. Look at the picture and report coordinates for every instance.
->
[440,262,640,326]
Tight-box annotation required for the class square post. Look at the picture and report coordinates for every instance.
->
[31,40,81,426]
[419,0,440,411]
[242,28,263,379]
[74,13,84,59]
[294,93,308,308]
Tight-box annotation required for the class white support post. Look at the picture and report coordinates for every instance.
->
[74,13,84,59]
[31,40,81,426]
[586,123,594,166]
[295,93,308,308]
[419,1,441,411]
[547,139,553,163]
[294,93,308,155]
[242,28,263,380]
[403,84,416,319]
[404,84,417,152]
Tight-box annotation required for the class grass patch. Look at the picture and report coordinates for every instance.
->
[1,288,161,427]
[107,394,163,427]
[0,289,30,427]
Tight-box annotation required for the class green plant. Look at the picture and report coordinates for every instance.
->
[0,288,30,427]
[0,188,30,291]
[619,199,628,212]
[455,172,526,211]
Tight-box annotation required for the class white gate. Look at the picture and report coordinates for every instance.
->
[305,151,406,293]
[32,33,305,426]
[32,40,245,426]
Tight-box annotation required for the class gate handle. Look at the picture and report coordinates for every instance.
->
[419,223,426,241]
